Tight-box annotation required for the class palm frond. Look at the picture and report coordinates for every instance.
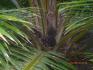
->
[23,51,76,70]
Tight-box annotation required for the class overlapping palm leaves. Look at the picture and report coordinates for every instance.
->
[0,0,93,70]
[58,0,93,64]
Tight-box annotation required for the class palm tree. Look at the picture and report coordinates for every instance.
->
[0,0,93,70]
